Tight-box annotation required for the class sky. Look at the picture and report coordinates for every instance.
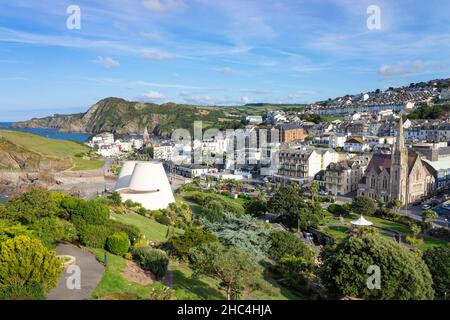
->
[1,0,450,121]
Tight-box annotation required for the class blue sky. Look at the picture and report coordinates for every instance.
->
[1,0,450,121]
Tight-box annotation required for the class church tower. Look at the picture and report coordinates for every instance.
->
[389,116,408,206]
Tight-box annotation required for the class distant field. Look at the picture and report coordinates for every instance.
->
[0,129,103,171]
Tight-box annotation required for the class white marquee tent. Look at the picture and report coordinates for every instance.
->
[114,161,175,210]
[350,215,373,227]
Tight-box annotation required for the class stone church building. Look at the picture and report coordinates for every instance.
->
[358,117,436,206]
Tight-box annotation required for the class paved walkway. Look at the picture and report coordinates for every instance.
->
[47,243,105,300]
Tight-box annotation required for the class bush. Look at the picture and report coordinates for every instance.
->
[109,192,122,206]
[31,217,77,248]
[124,200,140,208]
[156,215,171,226]
[132,247,169,278]
[0,236,63,292]
[137,207,147,216]
[77,223,111,248]
[72,200,109,225]
[106,232,130,256]
[423,245,450,299]
[405,236,424,246]
[328,204,350,216]
[106,221,140,244]
[0,283,46,300]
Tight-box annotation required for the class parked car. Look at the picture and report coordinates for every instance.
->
[422,204,431,210]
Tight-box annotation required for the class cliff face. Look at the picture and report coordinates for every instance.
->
[0,138,70,172]
[12,97,240,136]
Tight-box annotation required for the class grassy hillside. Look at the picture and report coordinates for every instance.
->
[0,129,103,171]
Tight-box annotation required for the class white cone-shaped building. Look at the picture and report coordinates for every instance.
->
[114,161,175,210]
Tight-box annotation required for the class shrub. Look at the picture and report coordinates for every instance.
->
[30,217,77,248]
[132,247,169,278]
[124,200,140,208]
[106,221,140,244]
[109,192,122,206]
[0,283,46,300]
[77,223,111,248]
[0,220,34,244]
[405,236,424,246]
[106,232,130,256]
[0,236,63,292]
[156,215,171,226]
[72,200,109,225]
[328,204,350,216]
[137,207,147,216]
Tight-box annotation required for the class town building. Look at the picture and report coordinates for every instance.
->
[344,137,370,153]
[114,161,175,210]
[324,157,368,196]
[357,117,436,206]
[278,124,307,143]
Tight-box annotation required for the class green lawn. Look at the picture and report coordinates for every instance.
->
[0,129,103,171]
[418,236,448,251]
[110,211,182,243]
[90,249,166,300]
[171,263,300,300]
[323,226,350,240]
[184,190,248,206]
[171,264,226,300]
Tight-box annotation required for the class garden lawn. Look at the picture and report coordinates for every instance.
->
[419,236,448,251]
[171,263,300,300]
[184,190,247,206]
[90,249,166,300]
[171,264,225,300]
[110,212,183,243]
[322,226,350,240]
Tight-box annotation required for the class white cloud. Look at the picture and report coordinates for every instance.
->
[93,56,120,68]
[378,60,445,78]
[141,90,165,102]
[142,0,186,12]
[241,96,251,104]
[140,48,173,60]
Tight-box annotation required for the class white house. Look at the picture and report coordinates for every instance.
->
[344,137,370,153]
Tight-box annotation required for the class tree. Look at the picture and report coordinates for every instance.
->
[269,231,315,263]
[319,233,434,300]
[422,209,438,224]
[310,182,319,203]
[268,185,323,230]
[423,245,450,299]
[190,242,262,300]
[168,227,218,259]
[350,196,376,216]
[244,199,267,217]
[110,192,122,206]
[201,213,271,261]
[410,223,422,238]
[0,236,63,293]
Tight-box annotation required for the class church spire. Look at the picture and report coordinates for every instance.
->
[395,115,405,151]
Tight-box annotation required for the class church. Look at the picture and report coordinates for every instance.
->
[357,117,436,206]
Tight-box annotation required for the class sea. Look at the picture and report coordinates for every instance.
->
[0,122,90,143]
